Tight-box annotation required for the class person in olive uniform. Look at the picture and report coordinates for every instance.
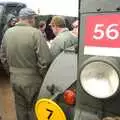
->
[0,8,52,120]
[49,16,78,59]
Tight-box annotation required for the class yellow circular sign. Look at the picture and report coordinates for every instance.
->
[35,98,66,120]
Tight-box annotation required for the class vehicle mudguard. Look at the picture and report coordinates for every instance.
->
[38,46,77,98]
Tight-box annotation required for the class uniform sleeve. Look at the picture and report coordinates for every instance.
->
[0,35,9,74]
[50,36,64,59]
[34,30,53,78]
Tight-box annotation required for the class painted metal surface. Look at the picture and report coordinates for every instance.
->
[38,47,77,98]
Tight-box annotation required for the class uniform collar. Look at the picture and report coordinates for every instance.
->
[60,28,69,33]
[57,28,69,35]
[15,22,31,26]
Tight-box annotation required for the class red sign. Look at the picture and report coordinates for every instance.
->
[84,14,120,48]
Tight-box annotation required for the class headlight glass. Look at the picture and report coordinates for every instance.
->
[80,62,119,99]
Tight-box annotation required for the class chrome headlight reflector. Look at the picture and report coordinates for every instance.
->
[80,61,119,99]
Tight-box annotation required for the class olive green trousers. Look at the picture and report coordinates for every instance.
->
[11,73,43,120]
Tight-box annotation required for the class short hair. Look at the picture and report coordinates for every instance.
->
[50,16,66,28]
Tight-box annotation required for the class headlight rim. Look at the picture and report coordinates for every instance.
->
[79,56,120,99]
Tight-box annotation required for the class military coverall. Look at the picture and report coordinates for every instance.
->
[50,28,78,59]
[0,23,52,120]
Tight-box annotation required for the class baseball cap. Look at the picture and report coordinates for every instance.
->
[50,16,66,28]
[19,8,37,18]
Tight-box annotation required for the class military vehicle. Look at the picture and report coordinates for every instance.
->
[35,0,120,120]
[75,0,120,119]
[35,46,77,120]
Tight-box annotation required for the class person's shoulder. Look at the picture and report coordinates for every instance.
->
[52,35,63,45]
[54,31,70,41]
[51,36,64,49]
[28,26,39,32]
[59,30,71,37]
[29,27,42,36]
[4,26,15,35]
[63,30,77,39]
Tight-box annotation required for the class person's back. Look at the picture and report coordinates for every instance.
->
[6,25,42,69]
[0,8,52,120]
[50,16,78,59]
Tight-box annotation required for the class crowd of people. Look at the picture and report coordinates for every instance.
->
[0,7,78,120]
[0,7,120,120]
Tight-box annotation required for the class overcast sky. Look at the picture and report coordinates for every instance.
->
[2,0,78,16]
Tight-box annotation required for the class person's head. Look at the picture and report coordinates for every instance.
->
[18,8,37,27]
[39,20,46,33]
[49,16,66,35]
[9,18,17,27]
[71,19,79,36]
[7,14,17,27]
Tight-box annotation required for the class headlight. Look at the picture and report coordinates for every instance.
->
[80,61,119,99]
